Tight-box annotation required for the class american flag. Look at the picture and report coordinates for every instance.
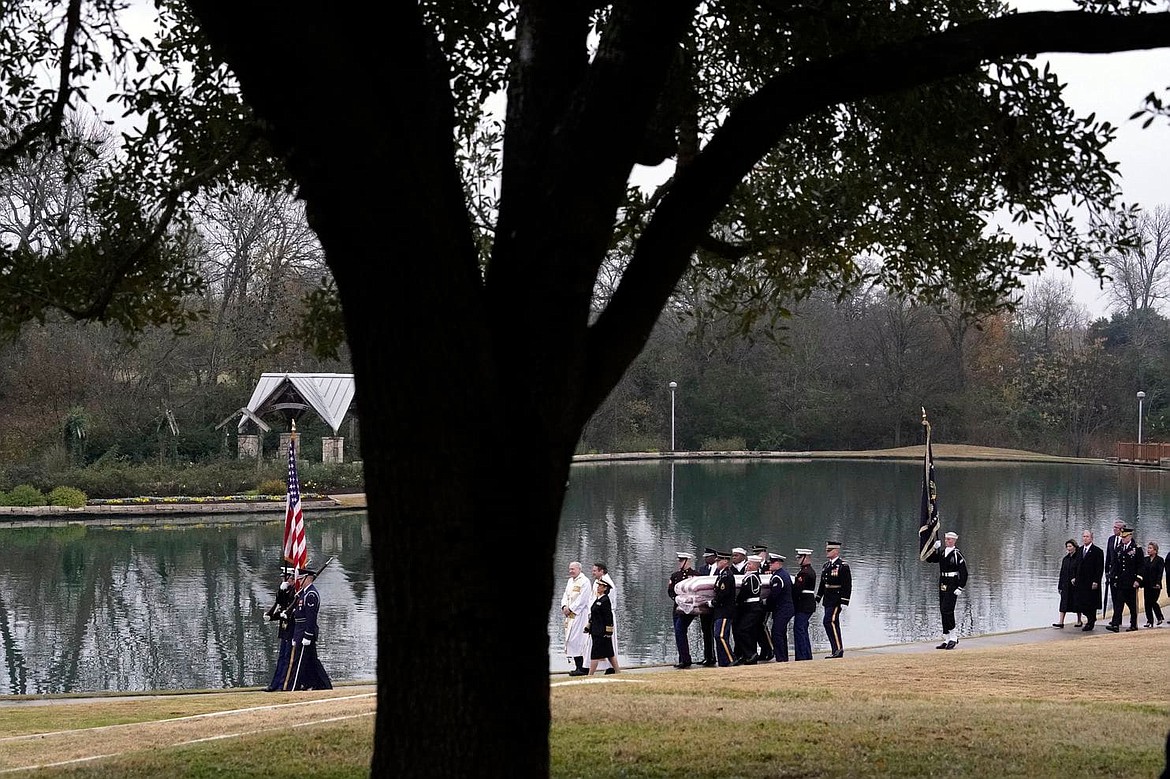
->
[283,434,307,571]
[918,408,940,562]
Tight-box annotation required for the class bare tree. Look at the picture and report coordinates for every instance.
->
[1101,204,1170,315]
[1013,275,1088,355]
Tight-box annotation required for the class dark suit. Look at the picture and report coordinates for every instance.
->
[698,560,718,664]
[1073,543,1104,627]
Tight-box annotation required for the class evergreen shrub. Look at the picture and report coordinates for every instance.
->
[5,484,47,506]
[700,436,747,451]
[47,486,88,508]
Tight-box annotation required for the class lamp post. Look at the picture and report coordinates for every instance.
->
[1137,391,1146,447]
[668,381,677,452]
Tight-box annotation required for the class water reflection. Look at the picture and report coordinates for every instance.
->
[0,512,376,694]
[550,460,1170,670]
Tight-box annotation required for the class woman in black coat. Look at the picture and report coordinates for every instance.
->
[1139,541,1164,627]
[586,575,620,675]
[1054,539,1082,628]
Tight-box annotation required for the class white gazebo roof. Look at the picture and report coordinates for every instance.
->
[238,373,356,435]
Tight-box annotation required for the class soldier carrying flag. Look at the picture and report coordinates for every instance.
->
[919,409,969,650]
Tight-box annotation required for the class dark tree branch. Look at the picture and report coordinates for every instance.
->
[582,9,1170,419]
[0,0,83,167]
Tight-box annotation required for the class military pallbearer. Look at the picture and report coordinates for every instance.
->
[925,531,968,649]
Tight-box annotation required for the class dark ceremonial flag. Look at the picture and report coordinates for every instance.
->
[918,408,940,562]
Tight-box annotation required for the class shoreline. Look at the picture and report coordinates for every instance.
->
[0,445,1126,528]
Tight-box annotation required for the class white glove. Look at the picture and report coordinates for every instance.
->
[934,540,941,550]
[280,611,289,620]
[954,587,963,596]
[840,603,848,609]
[301,637,312,646]
[279,581,290,591]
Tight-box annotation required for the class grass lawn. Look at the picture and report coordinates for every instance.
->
[1,631,1166,777]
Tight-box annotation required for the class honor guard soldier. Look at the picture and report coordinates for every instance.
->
[766,553,796,662]
[668,552,699,668]
[750,545,774,661]
[733,554,764,665]
[816,540,851,658]
[1107,525,1142,632]
[792,549,817,660]
[710,551,737,667]
[264,565,296,691]
[288,563,332,690]
[925,531,968,649]
[697,547,719,666]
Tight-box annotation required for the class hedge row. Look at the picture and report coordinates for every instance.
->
[0,485,87,508]
[0,461,365,500]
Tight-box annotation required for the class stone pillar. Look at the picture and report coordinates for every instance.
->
[237,434,261,460]
[322,436,344,464]
[279,433,295,463]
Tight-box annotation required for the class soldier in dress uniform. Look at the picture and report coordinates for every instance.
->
[731,547,748,575]
[816,540,851,658]
[750,544,774,661]
[1107,525,1143,632]
[792,548,816,661]
[710,551,737,667]
[286,563,332,690]
[264,565,296,691]
[668,552,699,668]
[697,547,719,667]
[733,554,764,665]
[924,530,968,649]
[766,553,796,662]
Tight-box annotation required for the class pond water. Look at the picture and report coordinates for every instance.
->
[1,459,1165,692]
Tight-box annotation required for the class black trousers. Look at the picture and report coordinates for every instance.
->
[699,612,714,663]
[734,608,762,659]
[1111,583,1139,628]
[1143,586,1164,624]
[939,587,958,633]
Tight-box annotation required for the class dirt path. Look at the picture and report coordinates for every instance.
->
[0,688,376,774]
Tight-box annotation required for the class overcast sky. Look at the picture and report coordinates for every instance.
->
[1014,1,1170,317]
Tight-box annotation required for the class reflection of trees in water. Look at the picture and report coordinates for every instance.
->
[0,513,376,694]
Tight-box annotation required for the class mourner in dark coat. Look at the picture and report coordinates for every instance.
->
[1053,539,1081,628]
[1072,530,1104,630]
[1107,527,1142,632]
[287,565,333,690]
[586,575,620,675]
[816,540,852,658]
[264,566,296,691]
[792,549,817,661]
[1136,541,1164,627]
[710,552,737,667]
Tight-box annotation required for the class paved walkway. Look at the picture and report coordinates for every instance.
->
[555,617,1168,677]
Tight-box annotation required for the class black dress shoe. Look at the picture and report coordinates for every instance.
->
[826,650,844,658]
[743,656,758,665]
[936,642,949,649]
[604,668,616,675]
[1051,623,1064,628]
[1082,624,1094,631]
[759,653,773,662]
[673,661,692,669]
[1125,626,1138,632]
[568,668,588,676]
[701,659,716,667]
[1105,624,1120,632]
[944,641,957,650]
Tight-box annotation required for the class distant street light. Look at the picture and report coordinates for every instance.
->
[668,381,678,451]
[1137,390,1146,446]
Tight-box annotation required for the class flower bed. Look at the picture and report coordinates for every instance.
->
[86,494,331,506]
